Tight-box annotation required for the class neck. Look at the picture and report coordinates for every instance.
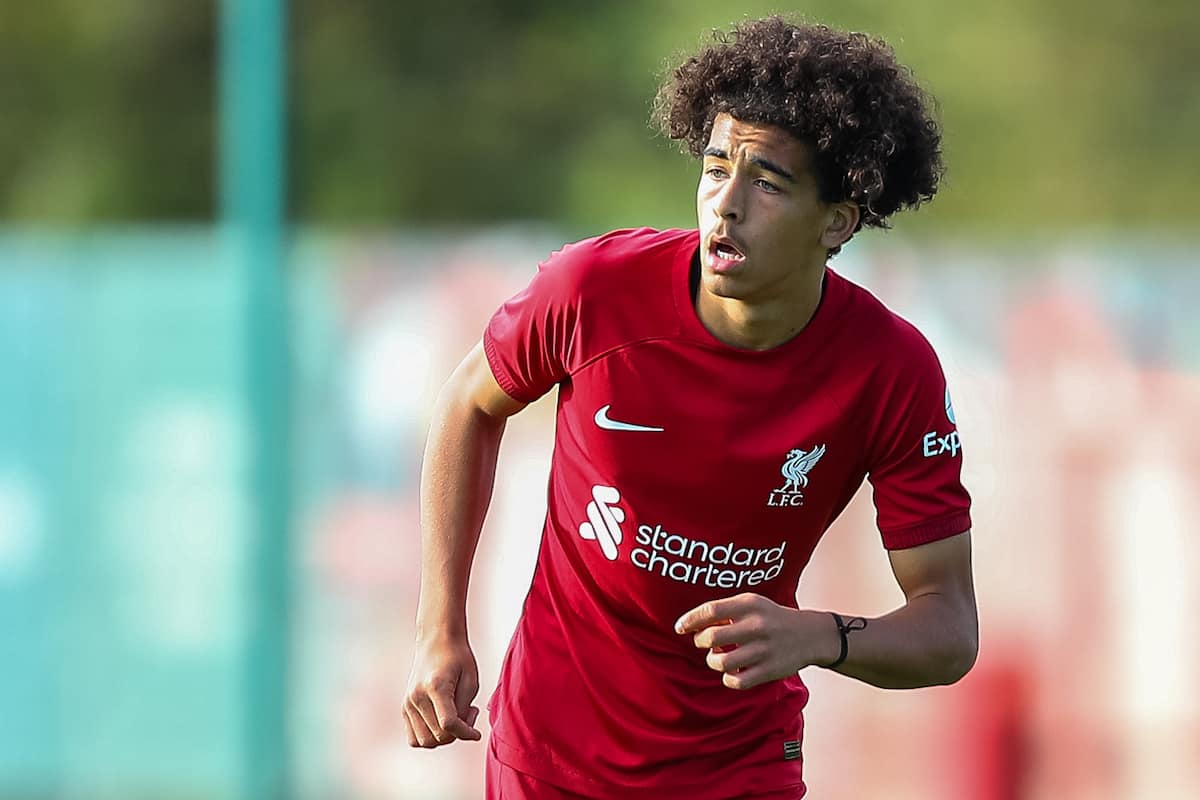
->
[693,262,826,351]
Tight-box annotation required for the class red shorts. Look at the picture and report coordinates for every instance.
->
[486,739,594,800]
[485,739,805,800]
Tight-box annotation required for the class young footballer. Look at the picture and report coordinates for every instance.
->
[406,16,977,799]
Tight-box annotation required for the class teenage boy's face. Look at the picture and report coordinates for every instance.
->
[696,113,850,305]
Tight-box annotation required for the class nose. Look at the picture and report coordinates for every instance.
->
[712,175,744,223]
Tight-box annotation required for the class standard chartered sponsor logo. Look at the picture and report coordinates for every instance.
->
[578,484,625,561]
[575,486,787,586]
[631,523,786,588]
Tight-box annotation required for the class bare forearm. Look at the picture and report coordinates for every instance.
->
[415,393,507,639]
[679,534,977,693]
[826,593,978,688]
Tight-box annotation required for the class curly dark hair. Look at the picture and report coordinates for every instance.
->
[655,16,943,245]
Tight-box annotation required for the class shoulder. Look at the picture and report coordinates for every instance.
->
[831,269,943,376]
[555,226,695,264]
[539,227,695,297]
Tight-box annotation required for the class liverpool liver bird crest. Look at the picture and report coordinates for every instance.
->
[779,445,826,493]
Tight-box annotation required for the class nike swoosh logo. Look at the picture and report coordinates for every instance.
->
[594,404,664,432]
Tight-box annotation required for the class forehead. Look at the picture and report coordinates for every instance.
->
[706,113,809,168]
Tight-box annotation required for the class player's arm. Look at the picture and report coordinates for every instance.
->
[676,529,977,690]
[820,528,978,688]
[404,341,526,748]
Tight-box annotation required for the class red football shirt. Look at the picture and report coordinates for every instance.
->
[482,228,971,797]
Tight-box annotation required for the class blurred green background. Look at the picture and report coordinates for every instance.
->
[1,2,1197,800]
[4,0,1198,232]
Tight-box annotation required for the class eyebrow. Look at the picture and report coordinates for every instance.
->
[703,146,795,183]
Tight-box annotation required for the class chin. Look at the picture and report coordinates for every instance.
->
[701,270,746,300]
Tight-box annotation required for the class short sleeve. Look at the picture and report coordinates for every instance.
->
[867,330,972,550]
[482,243,584,403]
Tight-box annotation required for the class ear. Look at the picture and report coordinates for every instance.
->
[820,202,860,250]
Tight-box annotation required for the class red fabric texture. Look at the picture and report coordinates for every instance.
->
[482,228,971,797]
[488,739,807,800]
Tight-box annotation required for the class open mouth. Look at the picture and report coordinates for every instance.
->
[708,236,746,269]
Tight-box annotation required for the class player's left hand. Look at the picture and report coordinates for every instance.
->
[674,593,838,690]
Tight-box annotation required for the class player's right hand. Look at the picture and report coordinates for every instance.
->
[403,634,482,748]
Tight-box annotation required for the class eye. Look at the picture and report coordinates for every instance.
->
[705,166,729,180]
[755,178,780,193]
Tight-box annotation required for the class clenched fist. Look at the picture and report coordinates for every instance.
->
[674,593,840,689]
[403,634,482,748]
